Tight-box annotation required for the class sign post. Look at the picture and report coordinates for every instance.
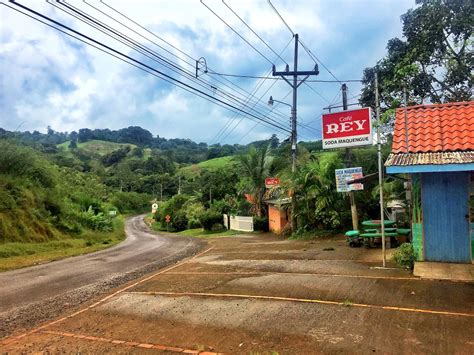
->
[375,73,386,267]
[321,108,372,149]
[165,214,171,232]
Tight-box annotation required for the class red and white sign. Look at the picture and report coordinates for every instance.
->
[322,107,373,149]
[265,177,280,188]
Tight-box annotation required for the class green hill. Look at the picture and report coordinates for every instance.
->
[179,156,236,178]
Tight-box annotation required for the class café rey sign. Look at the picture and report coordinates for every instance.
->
[321,107,373,149]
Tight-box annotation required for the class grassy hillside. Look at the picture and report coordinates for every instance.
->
[0,140,151,270]
[58,140,137,156]
[180,156,235,178]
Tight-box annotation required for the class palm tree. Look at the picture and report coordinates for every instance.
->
[236,145,272,217]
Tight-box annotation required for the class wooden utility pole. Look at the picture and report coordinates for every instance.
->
[272,33,319,231]
[342,84,359,231]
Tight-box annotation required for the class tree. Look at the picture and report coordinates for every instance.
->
[69,131,78,149]
[236,146,273,217]
[284,152,346,231]
[360,0,473,126]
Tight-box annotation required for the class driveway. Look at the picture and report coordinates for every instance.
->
[0,215,204,338]
[1,232,473,353]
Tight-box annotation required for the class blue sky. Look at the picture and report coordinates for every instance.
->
[0,0,414,144]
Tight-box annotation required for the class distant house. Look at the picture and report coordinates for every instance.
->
[385,101,473,263]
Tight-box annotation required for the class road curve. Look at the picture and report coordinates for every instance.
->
[0,215,204,337]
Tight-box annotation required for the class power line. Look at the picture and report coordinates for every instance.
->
[90,1,297,142]
[222,0,289,66]
[219,74,286,143]
[6,1,291,134]
[54,1,292,131]
[200,0,274,65]
[100,0,304,138]
[299,39,342,84]
[267,0,294,36]
[211,36,295,143]
[211,69,274,143]
[99,0,287,119]
[206,72,362,83]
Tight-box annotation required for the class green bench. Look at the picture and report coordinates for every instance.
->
[345,228,411,248]
[359,233,398,238]
[345,230,361,247]
[396,228,411,236]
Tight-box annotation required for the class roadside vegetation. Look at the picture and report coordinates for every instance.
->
[0,139,147,270]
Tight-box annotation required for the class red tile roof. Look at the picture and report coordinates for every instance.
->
[391,101,474,154]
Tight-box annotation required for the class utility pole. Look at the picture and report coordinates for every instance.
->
[375,72,386,267]
[342,84,359,231]
[272,33,319,232]
[272,33,319,173]
[178,175,181,195]
[209,187,212,205]
[160,183,163,202]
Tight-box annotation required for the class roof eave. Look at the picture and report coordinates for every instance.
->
[386,163,474,174]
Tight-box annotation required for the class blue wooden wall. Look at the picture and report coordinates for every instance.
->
[421,172,471,263]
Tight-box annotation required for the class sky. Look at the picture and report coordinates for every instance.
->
[0,0,414,144]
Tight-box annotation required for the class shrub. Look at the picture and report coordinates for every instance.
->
[156,194,192,225]
[392,243,415,269]
[172,211,188,232]
[184,202,205,221]
[79,207,113,232]
[198,210,223,231]
[253,216,268,232]
[187,218,201,229]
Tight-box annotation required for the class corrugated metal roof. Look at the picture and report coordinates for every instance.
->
[385,151,474,167]
[392,101,474,154]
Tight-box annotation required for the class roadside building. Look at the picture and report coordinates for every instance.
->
[265,197,291,234]
[385,101,474,263]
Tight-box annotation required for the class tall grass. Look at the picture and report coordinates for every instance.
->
[0,216,126,271]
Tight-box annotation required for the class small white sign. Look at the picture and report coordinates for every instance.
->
[152,203,158,213]
[335,167,364,192]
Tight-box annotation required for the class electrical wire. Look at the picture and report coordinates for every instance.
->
[205,72,362,83]
[211,36,294,143]
[99,0,295,128]
[222,0,289,66]
[200,0,274,65]
[54,0,292,130]
[267,0,294,36]
[91,0,298,142]
[6,1,291,134]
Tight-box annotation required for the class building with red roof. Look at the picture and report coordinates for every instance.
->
[385,101,473,263]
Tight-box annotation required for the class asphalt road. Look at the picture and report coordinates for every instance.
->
[0,215,204,337]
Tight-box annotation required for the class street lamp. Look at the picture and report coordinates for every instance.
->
[268,96,292,109]
[268,95,296,172]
